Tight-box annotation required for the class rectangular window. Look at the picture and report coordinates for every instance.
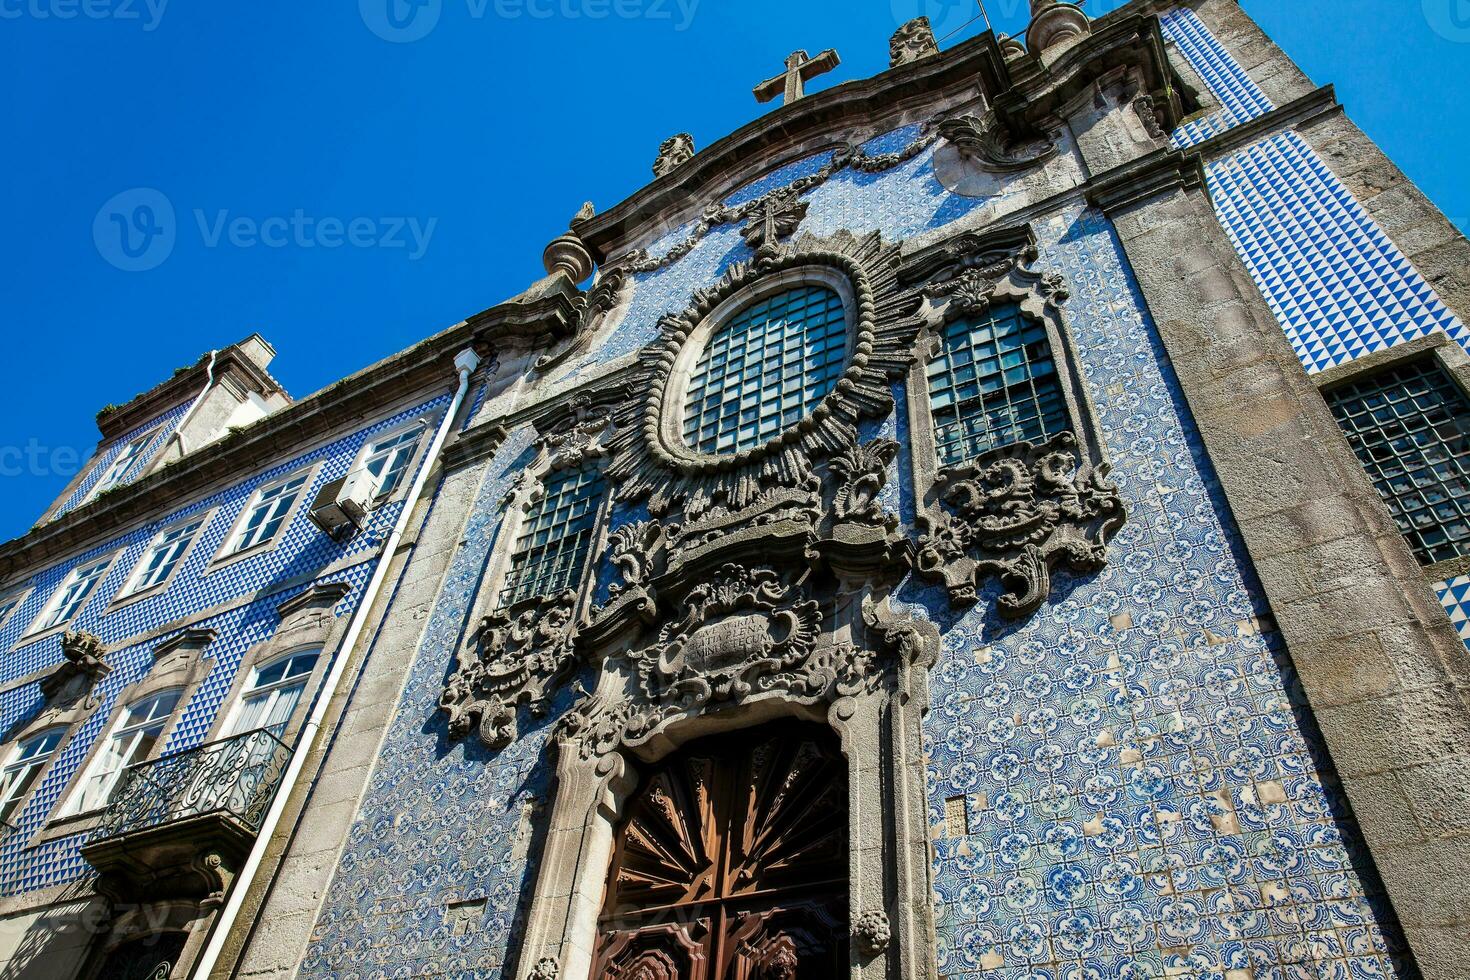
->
[125,518,205,596]
[226,649,320,740]
[66,689,181,815]
[1326,359,1470,565]
[0,593,24,633]
[0,729,64,825]
[33,557,113,633]
[498,467,602,608]
[927,305,1070,467]
[362,426,425,500]
[229,474,309,555]
[89,434,152,499]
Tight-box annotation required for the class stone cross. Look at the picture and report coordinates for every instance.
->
[753,49,841,106]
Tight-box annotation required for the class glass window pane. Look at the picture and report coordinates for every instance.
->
[682,285,849,455]
[499,467,603,608]
[1327,359,1470,565]
[926,305,1070,466]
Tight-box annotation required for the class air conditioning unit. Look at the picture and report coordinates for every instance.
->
[308,471,375,539]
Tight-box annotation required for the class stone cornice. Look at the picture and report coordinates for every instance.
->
[1085,147,1208,214]
[1196,84,1340,162]
[0,278,582,580]
[96,338,284,442]
[573,33,1014,263]
[574,14,1189,266]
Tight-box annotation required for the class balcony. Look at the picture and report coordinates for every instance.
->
[81,729,291,907]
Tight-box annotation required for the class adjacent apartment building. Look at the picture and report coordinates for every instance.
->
[1,0,1468,977]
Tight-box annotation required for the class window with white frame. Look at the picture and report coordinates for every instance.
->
[65,689,182,815]
[89,433,152,499]
[0,591,25,633]
[228,474,309,555]
[31,557,113,634]
[125,518,206,597]
[0,728,65,826]
[362,425,426,500]
[225,649,320,741]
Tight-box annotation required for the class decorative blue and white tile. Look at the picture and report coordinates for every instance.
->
[1434,576,1470,653]
[1161,7,1275,149]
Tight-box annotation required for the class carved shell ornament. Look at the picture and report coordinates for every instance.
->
[606,229,926,520]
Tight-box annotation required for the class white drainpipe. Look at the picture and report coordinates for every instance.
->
[189,347,482,978]
[165,349,218,461]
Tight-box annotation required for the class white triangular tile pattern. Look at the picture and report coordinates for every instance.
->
[1436,576,1470,643]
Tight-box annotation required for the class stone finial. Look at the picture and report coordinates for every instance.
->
[998,34,1028,60]
[542,207,596,283]
[1027,0,1090,53]
[571,201,594,225]
[652,133,696,178]
[890,17,939,67]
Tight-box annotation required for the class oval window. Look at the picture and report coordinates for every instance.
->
[681,283,848,455]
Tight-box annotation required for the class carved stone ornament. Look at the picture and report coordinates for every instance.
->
[854,909,892,956]
[653,133,696,178]
[829,438,900,530]
[890,16,939,67]
[439,590,580,750]
[918,432,1125,618]
[558,565,884,759]
[38,630,112,713]
[606,230,926,521]
[903,225,1126,618]
[528,956,560,980]
[936,110,1058,173]
[1027,0,1090,53]
[537,391,616,472]
[739,187,810,254]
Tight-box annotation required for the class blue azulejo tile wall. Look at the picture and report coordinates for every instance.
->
[0,394,448,897]
[52,399,195,521]
[896,206,1402,980]
[1161,8,1275,150]
[302,426,547,977]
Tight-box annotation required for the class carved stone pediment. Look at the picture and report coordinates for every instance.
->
[652,133,695,178]
[917,432,1125,617]
[439,590,581,750]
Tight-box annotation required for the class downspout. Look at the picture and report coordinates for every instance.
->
[189,346,482,978]
[165,349,218,460]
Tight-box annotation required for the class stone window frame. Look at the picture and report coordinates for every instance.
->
[106,506,221,613]
[0,725,68,828]
[0,584,35,638]
[208,461,323,571]
[1311,331,1470,582]
[475,431,614,626]
[666,266,859,461]
[196,581,353,751]
[20,548,126,645]
[39,628,217,842]
[898,226,1121,618]
[83,430,157,505]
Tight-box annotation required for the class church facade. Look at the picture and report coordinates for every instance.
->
[0,0,1468,977]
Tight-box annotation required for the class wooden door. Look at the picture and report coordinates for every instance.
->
[593,725,849,979]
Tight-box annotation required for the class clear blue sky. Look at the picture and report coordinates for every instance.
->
[0,0,1466,541]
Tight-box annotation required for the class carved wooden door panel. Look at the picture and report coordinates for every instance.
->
[593,725,848,979]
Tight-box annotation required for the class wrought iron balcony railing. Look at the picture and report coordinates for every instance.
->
[94,728,291,841]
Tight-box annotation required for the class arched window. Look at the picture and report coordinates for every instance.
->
[927,303,1068,466]
[66,688,182,815]
[225,649,321,740]
[682,284,848,455]
[499,466,603,608]
[0,727,65,825]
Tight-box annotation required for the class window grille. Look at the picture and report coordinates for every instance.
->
[927,304,1069,466]
[682,284,848,455]
[498,467,603,608]
[1326,358,1470,565]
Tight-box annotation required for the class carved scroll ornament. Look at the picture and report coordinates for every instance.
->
[917,431,1125,618]
[936,110,1058,173]
[439,590,581,750]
